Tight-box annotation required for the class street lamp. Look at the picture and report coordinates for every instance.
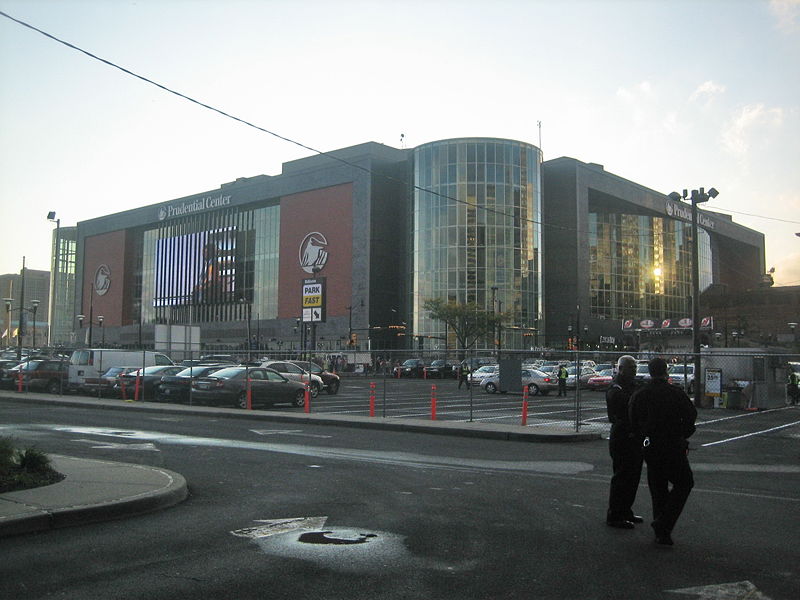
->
[30,300,40,349]
[669,187,718,405]
[3,298,12,347]
[98,315,105,347]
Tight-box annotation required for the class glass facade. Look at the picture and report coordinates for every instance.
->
[49,226,76,346]
[588,212,712,320]
[411,138,543,350]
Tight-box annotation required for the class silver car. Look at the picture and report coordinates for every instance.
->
[481,368,557,396]
[259,360,325,397]
[467,364,499,385]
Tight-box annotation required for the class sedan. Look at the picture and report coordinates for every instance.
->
[260,360,325,397]
[393,358,427,378]
[481,368,557,396]
[82,366,140,396]
[114,365,184,399]
[190,366,307,409]
[467,364,499,386]
[424,359,460,379]
[290,360,341,395]
[586,368,615,391]
[156,364,235,402]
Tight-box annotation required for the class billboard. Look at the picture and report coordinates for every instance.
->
[154,228,249,306]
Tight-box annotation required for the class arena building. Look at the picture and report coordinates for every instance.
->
[62,137,765,356]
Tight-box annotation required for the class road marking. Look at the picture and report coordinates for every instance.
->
[701,419,800,447]
[231,516,328,539]
[667,580,771,599]
[697,406,791,426]
[72,438,159,451]
[250,429,332,439]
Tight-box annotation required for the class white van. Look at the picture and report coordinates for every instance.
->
[68,349,173,394]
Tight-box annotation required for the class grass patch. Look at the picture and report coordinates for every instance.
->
[0,437,65,493]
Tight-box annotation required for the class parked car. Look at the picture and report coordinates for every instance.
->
[259,360,324,397]
[424,359,460,379]
[113,365,184,399]
[2,359,68,393]
[467,364,499,385]
[393,358,428,378]
[0,359,23,388]
[568,366,598,389]
[156,363,235,402]
[634,363,652,384]
[586,368,615,391]
[190,366,307,408]
[290,360,341,395]
[668,364,695,393]
[481,368,557,396]
[82,366,141,397]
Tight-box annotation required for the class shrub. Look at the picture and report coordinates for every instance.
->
[0,437,64,493]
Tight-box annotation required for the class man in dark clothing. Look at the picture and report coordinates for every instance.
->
[458,363,471,389]
[605,355,644,529]
[629,357,697,546]
[557,364,568,397]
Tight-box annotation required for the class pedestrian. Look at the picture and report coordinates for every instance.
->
[458,361,471,389]
[787,367,799,405]
[629,357,697,546]
[605,355,644,529]
[557,363,568,396]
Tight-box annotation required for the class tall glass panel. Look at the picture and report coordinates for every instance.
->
[588,211,712,320]
[412,138,543,351]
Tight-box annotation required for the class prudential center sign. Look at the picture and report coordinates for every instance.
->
[157,194,232,221]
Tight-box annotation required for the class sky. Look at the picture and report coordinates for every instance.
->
[1,0,798,286]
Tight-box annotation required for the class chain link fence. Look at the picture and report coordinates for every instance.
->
[3,345,798,433]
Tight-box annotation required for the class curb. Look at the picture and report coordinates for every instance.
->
[0,456,188,538]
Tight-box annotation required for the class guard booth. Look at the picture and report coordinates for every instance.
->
[497,358,522,394]
[701,348,785,409]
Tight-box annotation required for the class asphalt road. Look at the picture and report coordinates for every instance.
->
[1,399,798,600]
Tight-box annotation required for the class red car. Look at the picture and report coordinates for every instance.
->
[586,368,615,391]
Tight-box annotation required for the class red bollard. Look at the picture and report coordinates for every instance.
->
[431,384,437,420]
[423,368,427,380]
[17,369,23,392]
[246,378,253,410]
[522,385,529,426]
[304,382,311,413]
[369,381,376,417]
[120,379,127,401]
[134,374,141,401]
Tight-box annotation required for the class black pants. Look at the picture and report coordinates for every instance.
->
[644,446,694,534]
[607,435,643,522]
[558,380,566,396]
[458,375,469,389]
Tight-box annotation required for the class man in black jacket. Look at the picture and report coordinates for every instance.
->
[605,355,644,529]
[629,357,697,546]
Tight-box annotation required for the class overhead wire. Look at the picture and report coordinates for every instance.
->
[1,9,794,290]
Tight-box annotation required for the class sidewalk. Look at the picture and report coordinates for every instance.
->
[0,454,187,537]
[0,391,598,537]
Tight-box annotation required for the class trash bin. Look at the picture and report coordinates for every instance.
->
[725,388,742,409]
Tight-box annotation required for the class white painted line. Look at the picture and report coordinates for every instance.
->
[250,429,332,439]
[231,516,328,539]
[666,579,772,599]
[701,419,800,447]
[697,406,790,426]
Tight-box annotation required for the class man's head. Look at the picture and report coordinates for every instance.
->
[648,357,669,379]
[616,355,637,379]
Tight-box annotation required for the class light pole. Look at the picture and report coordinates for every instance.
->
[98,315,105,347]
[491,286,498,359]
[47,211,60,346]
[669,187,718,405]
[3,298,12,347]
[789,322,798,349]
[30,300,40,349]
[15,256,27,361]
[77,314,85,346]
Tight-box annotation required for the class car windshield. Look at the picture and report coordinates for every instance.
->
[402,360,420,366]
[669,365,693,374]
[596,369,614,377]
[474,366,496,374]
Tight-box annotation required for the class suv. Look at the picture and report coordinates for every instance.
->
[290,360,341,395]
[425,359,461,379]
[2,359,68,393]
[393,358,427,378]
[259,360,324,397]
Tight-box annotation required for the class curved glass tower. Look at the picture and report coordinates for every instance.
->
[411,138,543,351]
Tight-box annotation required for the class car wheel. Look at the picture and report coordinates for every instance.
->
[292,389,306,407]
[47,380,60,394]
[326,380,340,395]
[237,392,249,409]
[309,382,320,398]
[528,383,541,396]
[485,382,497,394]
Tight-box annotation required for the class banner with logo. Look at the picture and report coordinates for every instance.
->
[622,317,714,331]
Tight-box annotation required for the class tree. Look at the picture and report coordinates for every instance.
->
[423,298,506,357]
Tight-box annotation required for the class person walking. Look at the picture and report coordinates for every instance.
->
[458,362,471,389]
[557,363,568,397]
[629,357,697,546]
[605,355,644,529]
[787,368,799,405]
